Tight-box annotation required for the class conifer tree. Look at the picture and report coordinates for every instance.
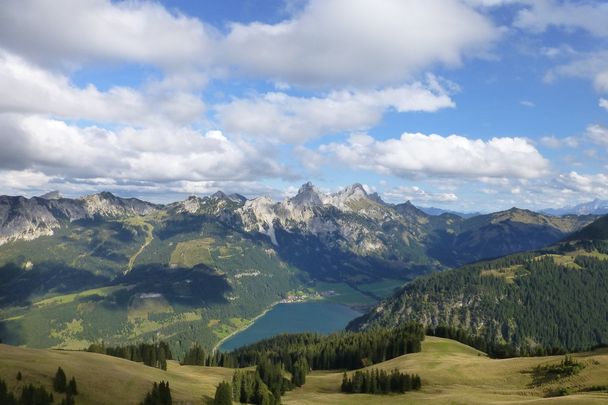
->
[213,381,232,405]
[67,377,78,396]
[54,367,67,393]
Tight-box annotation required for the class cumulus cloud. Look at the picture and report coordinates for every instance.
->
[586,123,608,145]
[0,115,290,189]
[383,186,458,204]
[217,76,455,142]
[554,171,608,198]
[220,0,500,86]
[0,0,213,70]
[600,98,608,111]
[318,132,550,179]
[0,51,204,126]
[515,0,608,38]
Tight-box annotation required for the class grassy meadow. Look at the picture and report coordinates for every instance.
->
[1,337,607,404]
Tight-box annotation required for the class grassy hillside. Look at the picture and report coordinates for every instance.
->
[1,337,607,404]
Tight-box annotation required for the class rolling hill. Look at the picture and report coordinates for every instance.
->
[1,337,607,404]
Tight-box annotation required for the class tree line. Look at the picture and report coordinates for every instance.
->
[184,323,424,371]
[86,341,172,370]
[202,325,425,404]
[341,368,421,394]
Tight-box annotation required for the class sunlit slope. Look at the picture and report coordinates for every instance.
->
[1,337,607,404]
[0,343,233,405]
[283,337,608,405]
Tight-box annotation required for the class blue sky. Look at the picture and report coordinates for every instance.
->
[1,0,608,211]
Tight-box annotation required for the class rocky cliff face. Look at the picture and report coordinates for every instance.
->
[0,192,158,246]
[0,196,61,245]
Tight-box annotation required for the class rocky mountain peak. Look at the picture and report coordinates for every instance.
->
[39,191,63,200]
[80,191,156,217]
[290,182,323,207]
[334,183,367,200]
[211,191,227,199]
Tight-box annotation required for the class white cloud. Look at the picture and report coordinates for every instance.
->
[554,171,608,198]
[0,51,204,126]
[586,124,608,145]
[0,115,289,189]
[220,0,500,86]
[217,76,455,142]
[540,44,576,59]
[600,98,608,111]
[544,51,608,92]
[318,132,550,179]
[383,185,458,204]
[515,0,608,38]
[520,100,535,107]
[464,0,521,7]
[0,169,53,193]
[0,0,213,71]
[540,135,578,148]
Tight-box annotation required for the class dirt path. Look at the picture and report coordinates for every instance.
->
[125,222,154,274]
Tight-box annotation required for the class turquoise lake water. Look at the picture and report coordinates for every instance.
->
[218,301,362,351]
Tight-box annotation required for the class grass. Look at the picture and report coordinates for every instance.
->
[282,338,608,404]
[313,282,376,306]
[355,278,403,298]
[32,285,128,308]
[0,344,233,405]
[169,238,215,268]
[480,265,526,283]
[1,337,607,404]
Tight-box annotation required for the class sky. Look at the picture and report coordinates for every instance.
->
[1,0,608,211]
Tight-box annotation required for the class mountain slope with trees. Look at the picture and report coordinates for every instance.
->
[349,215,608,353]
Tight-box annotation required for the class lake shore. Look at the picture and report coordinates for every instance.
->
[212,300,280,353]
[215,301,362,353]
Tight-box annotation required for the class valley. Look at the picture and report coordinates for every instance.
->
[2,185,596,355]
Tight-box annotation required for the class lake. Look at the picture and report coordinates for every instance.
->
[218,301,362,351]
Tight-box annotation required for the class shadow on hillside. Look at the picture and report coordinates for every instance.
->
[0,261,109,307]
[272,227,430,283]
[109,263,232,308]
[0,319,24,345]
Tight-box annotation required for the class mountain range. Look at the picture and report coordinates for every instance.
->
[542,199,608,216]
[0,182,601,354]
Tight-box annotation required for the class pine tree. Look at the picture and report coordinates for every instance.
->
[54,367,67,393]
[213,381,232,405]
[159,381,171,405]
[67,377,78,396]
[158,349,167,371]
[16,371,22,381]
